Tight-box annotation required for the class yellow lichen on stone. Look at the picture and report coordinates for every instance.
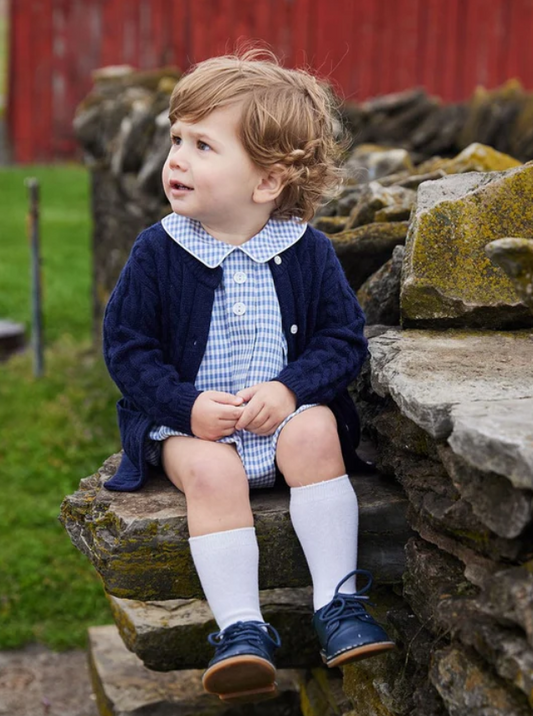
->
[401,163,533,325]
[417,143,521,176]
[343,661,396,716]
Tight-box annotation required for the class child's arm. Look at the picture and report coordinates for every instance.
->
[103,236,201,435]
[274,237,368,407]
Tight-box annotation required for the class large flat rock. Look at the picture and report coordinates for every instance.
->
[448,399,533,491]
[61,458,411,600]
[108,588,320,671]
[369,329,533,444]
[88,624,303,716]
[401,163,533,329]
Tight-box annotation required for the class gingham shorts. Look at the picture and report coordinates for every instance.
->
[145,402,317,489]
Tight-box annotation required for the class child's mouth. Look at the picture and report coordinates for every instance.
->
[170,180,193,191]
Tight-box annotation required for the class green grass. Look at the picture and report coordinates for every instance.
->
[0,165,93,343]
[0,165,120,649]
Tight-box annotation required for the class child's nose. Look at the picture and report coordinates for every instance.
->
[169,146,189,170]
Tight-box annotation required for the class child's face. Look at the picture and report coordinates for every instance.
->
[162,103,270,239]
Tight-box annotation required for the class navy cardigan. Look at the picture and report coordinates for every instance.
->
[103,221,368,491]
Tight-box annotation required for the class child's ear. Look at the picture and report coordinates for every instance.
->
[253,164,286,205]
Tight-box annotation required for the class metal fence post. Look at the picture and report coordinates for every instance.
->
[25,177,44,378]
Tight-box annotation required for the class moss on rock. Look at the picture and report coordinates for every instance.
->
[401,163,533,328]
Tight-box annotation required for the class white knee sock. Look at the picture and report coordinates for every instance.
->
[189,527,264,631]
[290,474,359,611]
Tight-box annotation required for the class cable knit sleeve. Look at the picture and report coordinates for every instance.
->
[275,237,368,405]
[103,234,200,433]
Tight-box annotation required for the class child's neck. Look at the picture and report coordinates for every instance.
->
[200,212,273,246]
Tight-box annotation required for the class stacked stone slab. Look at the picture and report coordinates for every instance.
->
[347,328,533,716]
[341,162,533,715]
[89,624,305,716]
[60,458,412,714]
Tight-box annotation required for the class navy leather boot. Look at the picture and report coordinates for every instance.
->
[313,569,395,668]
[202,620,281,704]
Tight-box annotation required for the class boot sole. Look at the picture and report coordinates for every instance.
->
[202,654,277,704]
[324,641,396,668]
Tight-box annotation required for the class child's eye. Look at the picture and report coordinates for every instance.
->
[197,140,211,152]
[171,135,181,146]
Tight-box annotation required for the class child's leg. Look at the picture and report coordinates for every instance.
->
[276,406,359,610]
[276,406,395,665]
[163,436,280,701]
[162,437,262,628]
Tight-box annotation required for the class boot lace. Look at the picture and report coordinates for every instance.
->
[207,620,281,654]
[317,569,375,628]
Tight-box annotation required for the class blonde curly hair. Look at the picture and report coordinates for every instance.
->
[169,49,344,221]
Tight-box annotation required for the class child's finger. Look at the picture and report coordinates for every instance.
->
[236,385,259,402]
[246,405,270,432]
[210,391,244,405]
[235,400,262,430]
[218,405,245,420]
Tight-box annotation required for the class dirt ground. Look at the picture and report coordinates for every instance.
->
[0,645,98,716]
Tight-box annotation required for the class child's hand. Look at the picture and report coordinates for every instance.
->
[235,381,297,435]
[191,391,244,441]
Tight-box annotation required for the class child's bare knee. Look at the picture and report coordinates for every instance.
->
[284,407,338,454]
[277,407,343,478]
[182,451,247,501]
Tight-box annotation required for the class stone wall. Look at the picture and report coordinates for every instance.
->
[68,69,533,714]
[338,160,533,715]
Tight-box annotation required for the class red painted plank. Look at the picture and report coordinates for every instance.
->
[355,0,379,99]
[100,0,123,67]
[439,0,460,102]
[233,0,254,49]
[10,0,33,162]
[314,0,351,95]
[169,0,190,70]
[149,0,169,67]
[10,0,533,163]
[391,0,419,91]
[122,0,140,67]
[138,0,154,69]
[278,0,296,68]
[34,0,54,159]
[190,0,210,63]
[210,0,231,58]
[519,0,533,90]
[51,0,70,158]
[329,0,355,101]
[255,0,274,48]
[291,0,311,69]
[460,0,498,99]
[347,0,366,102]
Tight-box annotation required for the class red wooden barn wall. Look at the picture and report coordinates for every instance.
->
[8,0,533,163]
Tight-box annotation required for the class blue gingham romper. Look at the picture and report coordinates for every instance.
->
[146,213,317,488]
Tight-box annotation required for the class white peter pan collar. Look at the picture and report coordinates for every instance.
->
[161,213,307,269]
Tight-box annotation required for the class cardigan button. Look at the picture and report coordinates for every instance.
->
[274,255,282,265]
[290,324,298,334]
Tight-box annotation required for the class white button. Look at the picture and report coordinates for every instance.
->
[233,271,247,283]
[233,302,246,316]
[274,255,282,265]
[290,324,298,334]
